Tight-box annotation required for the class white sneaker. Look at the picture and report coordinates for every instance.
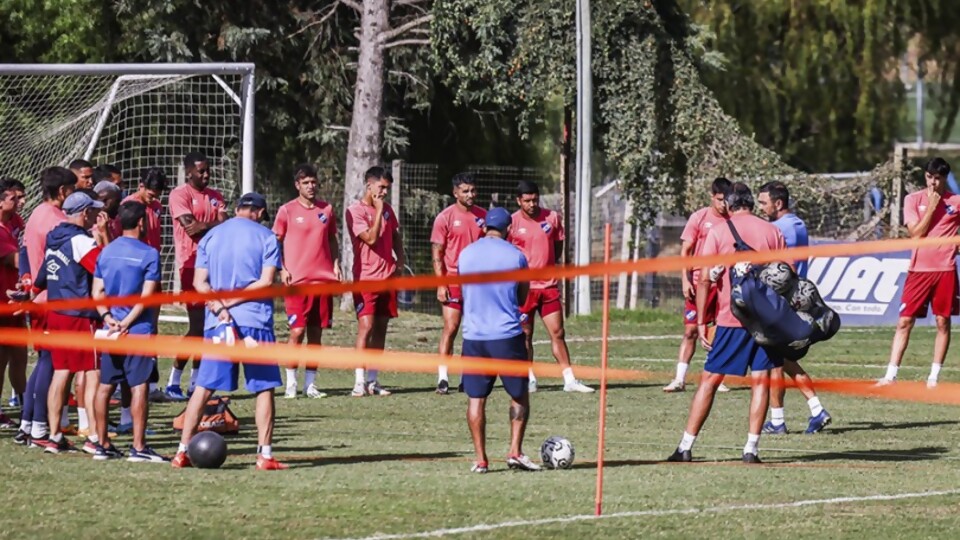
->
[875,378,895,387]
[662,380,685,393]
[284,384,298,399]
[717,383,731,393]
[563,380,595,393]
[506,454,541,471]
[927,379,938,389]
[306,384,328,399]
[351,383,366,397]
[528,379,538,393]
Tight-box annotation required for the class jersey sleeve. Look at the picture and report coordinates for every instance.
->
[328,205,339,238]
[168,188,193,220]
[272,205,288,239]
[0,230,17,259]
[552,211,565,242]
[262,233,282,269]
[145,249,161,282]
[680,210,701,244]
[430,211,447,245]
[902,194,920,227]
[195,236,210,270]
[349,207,369,236]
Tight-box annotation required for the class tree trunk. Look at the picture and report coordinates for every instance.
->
[340,0,388,309]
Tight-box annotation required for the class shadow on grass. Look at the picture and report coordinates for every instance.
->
[825,420,960,435]
[788,446,950,462]
[215,450,465,470]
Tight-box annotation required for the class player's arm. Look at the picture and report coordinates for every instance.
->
[92,277,120,333]
[907,193,940,238]
[216,265,277,311]
[393,226,406,276]
[116,279,157,334]
[679,239,696,300]
[355,203,384,246]
[695,265,712,350]
[328,215,342,281]
[517,280,530,307]
[177,214,215,237]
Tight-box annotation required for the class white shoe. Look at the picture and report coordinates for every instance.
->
[284,384,298,399]
[306,384,328,399]
[662,380,686,393]
[717,383,731,393]
[528,379,538,393]
[506,454,541,471]
[875,378,895,387]
[926,379,938,389]
[351,383,366,397]
[563,380,595,393]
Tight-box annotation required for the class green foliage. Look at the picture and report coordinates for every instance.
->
[0,0,118,62]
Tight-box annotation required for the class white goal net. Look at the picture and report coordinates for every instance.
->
[0,64,254,297]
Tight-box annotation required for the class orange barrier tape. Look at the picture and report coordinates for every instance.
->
[3,233,959,317]
[0,328,648,381]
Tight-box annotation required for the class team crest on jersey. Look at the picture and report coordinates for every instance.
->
[947,204,957,215]
[518,227,527,235]
[705,222,713,228]
[919,205,927,212]
[318,212,328,224]
[684,309,696,321]
[210,199,220,207]
[453,219,462,227]
[540,221,552,233]
[383,210,391,221]
[475,217,485,228]
[153,208,161,217]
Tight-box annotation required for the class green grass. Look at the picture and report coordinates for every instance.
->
[3,310,960,539]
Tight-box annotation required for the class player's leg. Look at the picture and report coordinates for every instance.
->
[437,302,462,395]
[927,271,957,388]
[80,367,101,454]
[128,381,151,457]
[15,351,37,442]
[122,353,159,460]
[882,271,931,384]
[882,316,916,384]
[74,370,89,435]
[46,368,73,452]
[242,328,286,470]
[9,345,26,405]
[540,293,593,393]
[284,326,306,398]
[168,304,203,400]
[520,290,538,391]
[172,385,213,468]
[0,352,10,428]
[93,378,117,458]
[283,295,307,398]
[762,366,789,434]
[780,360,832,433]
[462,337,498,472]
[930,316,950,388]
[117,381,133,432]
[353,310,375,396]
[364,315,391,395]
[26,350,54,445]
[302,296,329,398]
[744,367,770,463]
[665,324,698,392]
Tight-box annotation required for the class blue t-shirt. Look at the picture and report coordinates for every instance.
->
[196,217,281,331]
[774,213,809,278]
[459,237,528,341]
[94,236,161,334]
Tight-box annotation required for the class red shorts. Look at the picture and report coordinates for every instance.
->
[0,313,25,328]
[179,267,203,309]
[441,285,463,311]
[285,295,333,329]
[683,286,719,325]
[353,291,398,319]
[519,287,563,323]
[900,270,959,318]
[47,312,98,373]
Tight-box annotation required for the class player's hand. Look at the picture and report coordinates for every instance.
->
[104,315,122,334]
[333,264,342,282]
[184,220,204,237]
[681,277,695,301]
[928,189,941,210]
[697,324,712,351]
[437,286,449,303]
[372,196,384,213]
[280,269,292,286]
[96,211,109,231]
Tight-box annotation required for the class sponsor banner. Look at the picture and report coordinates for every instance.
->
[808,242,953,326]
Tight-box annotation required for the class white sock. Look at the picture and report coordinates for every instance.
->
[77,408,88,430]
[304,369,317,389]
[366,369,379,383]
[20,419,31,432]
[259,444,272,458]
[168,367,183,387]
[188,369,198,392]
[285,368,298,387]
[929,363,942,382]
[149,382,157,393]
[355,368,366,385]
[31,422,48,439]
[178,443,187,454]
[675,362,689,383]
[120,407,133,426]
[88,434,99,444]
[438,365,449,383]
[743,433,760,455]
[884,363,899,381]
[61,406,70,428]
[51,432,63,443]
[678,431,697,452]
[807,397,824,416]
[528,369,538,383]
[562,367,577,385]
[770,407,785,426]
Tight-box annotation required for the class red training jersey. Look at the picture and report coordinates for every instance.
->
[510,208,564,290]
[430,204,486,276]
[168,183,225,269]
[347,200,400,281]
[273,198,339,284]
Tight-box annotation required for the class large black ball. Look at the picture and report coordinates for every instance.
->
[187,431,228,469]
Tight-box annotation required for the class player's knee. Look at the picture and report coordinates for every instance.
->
[550,326,566,341]
[896,317,915,332]
[936,316,951,332]
[289,327,306,341]
[683,325,698,340]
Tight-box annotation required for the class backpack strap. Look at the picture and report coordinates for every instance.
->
[726,218,755,252]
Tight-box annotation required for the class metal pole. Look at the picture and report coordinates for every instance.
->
[616,199,633,309]
[916,73,925,147]
[575,0,593,315]
[561,107,573,317]
[0,63,256,76]
[240,70,256,195]
[83,77,122,160]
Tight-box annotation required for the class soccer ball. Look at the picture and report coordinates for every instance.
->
[540,436,575,469]
[759,262,797,295]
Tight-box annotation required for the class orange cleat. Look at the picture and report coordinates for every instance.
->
[171,451,192,468]
[256,455,288,471]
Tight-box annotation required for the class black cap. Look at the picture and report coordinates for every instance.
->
[237,192,270,221]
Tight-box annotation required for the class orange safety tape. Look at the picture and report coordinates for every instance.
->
[0,328,648,381]
[4,233,957,317]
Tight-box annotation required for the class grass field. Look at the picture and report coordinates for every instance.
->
[2,309,960,539]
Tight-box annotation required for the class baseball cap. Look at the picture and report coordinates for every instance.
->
[62,191,104,215]
[237,192,270,220]
[485,207,511,232]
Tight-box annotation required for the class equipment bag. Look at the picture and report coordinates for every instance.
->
[172,396,240,434]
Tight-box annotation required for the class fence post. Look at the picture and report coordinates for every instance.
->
[890,144,906,237]
[391,159,402,218]
[616,199,633,309]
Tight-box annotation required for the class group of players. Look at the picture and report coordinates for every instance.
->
[0,154,594,469]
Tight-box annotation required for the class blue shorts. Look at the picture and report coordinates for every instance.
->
[196,325,282,394]
[704,326,783,376]
[100,328,155,387]
[461,334,529,400]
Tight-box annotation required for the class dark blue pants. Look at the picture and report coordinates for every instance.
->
[22,350,53,426]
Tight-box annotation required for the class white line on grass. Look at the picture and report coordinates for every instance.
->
[330,489,960,540]
[601,356,959,372]
[538,327,889,346]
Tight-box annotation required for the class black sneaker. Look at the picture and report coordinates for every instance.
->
[12,430,29,445]
[742,452,762,464]
[92,443,123,461]
[666,448,692,462]
[436,380,450,395]
[44,436,76,454]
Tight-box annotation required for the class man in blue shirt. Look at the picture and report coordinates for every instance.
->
[757,181,831,435]
[459,207,539,473]
[172,193,287,471]
[92,200,164,462]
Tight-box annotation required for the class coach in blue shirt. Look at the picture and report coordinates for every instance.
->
[172,193,288,471]
[459,207,540,473]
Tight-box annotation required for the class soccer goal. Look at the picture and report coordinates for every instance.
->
[0,63,255,299]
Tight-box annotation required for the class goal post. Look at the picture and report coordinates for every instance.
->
[0,63,255,297]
